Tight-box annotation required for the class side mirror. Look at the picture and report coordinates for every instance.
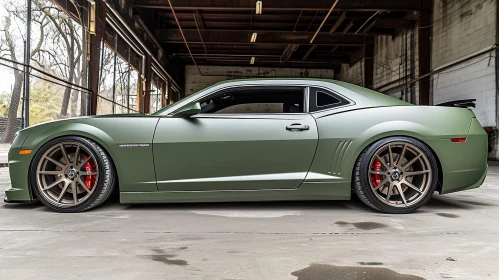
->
[174,102,201,118]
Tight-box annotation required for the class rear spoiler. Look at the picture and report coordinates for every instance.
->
[436,99,476,109]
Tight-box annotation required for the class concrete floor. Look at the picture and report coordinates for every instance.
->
[0,166,498,280]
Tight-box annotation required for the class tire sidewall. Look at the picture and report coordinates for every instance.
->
[357,136,439,214]
[30,136,109,212]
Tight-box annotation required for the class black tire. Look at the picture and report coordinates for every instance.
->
[30,136,115,213]
[353,136,438,214]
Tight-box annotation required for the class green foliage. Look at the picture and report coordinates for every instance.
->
[28,79,63,126]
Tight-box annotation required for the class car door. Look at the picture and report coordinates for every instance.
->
[153,88,318,192]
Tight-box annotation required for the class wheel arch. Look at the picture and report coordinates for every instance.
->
[25,125,121,198]
[350,134,443,193]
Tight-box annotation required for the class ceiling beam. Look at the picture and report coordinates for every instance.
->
[156,29,367,45]
[329,12,346,34]
[135,0,428,11]
[303,45,317,60]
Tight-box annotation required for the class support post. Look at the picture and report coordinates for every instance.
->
[89,0,106,115]
[363,36,374,89]
[418,7,432,105]
[23,0,32,127]
[142,55,152,114]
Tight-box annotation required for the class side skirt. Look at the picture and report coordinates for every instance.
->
[120,181,351,203]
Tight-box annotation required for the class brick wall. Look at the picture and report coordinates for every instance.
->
[336,60,364,86]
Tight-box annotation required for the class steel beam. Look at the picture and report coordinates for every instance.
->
[89,0,106,115]
[418,8,431,105]
[156,29,366,45]
[134,0,427,11]
[364,37,374,89]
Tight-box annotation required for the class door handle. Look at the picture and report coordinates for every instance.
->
[286,123,310,131]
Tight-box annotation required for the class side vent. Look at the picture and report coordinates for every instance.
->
[329,140,353,175]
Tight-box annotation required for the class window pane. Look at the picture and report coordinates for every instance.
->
[316,91,341,107]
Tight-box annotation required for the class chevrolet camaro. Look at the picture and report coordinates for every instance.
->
[5,79,488,213]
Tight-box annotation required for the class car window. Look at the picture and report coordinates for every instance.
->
[309,87,349,112]
[199,86,305,114]
[317,91,341,107]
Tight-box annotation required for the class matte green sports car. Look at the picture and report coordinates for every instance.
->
[5,79,488,213]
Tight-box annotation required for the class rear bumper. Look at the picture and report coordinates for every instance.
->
[428,118,488,194]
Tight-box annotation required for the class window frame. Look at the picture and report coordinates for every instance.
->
[184,85,309,116]
[308,86,351,113]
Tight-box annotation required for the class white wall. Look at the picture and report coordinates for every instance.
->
[185,65,334,95]
[432,46,496,127]
[431,0,497,127]
[432,0,497,69]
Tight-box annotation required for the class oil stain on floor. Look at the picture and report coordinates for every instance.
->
[335,221,388,230]
[436,213,459,218]
[291,264,425,280]
[146,248,188,266]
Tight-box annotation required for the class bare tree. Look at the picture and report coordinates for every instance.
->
[0,1,45,143]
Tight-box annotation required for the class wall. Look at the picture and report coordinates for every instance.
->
[374,30,419,103]
[431,0,497,130]
[336,29,419,103]
[336,60,364,86]
[184,65,334,95]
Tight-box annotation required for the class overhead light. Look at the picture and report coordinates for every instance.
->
[256,1,262,14]
[250,32,257,42]
[250,57,255,64]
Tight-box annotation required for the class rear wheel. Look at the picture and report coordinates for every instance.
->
[354,137,438,214]
[30,136,115,213]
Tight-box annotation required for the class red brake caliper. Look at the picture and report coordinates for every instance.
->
[370,159,382,188]
[83,156,96,189]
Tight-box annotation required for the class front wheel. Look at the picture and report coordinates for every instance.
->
[354,137,438,214]
[30,136,115,213]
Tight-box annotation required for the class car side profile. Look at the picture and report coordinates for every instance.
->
[5,79,488,213]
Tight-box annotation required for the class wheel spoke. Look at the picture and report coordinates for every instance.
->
[77,177,92,193]
[388,144,394,167]
[39,170,64,175]
[78,156,93,169]
[385,182,394,202]
[72,182,78,203]
[375,155,389,171]
[43,178,65,190]
[402,181,424,194]
[60,144,70,165]
[395,183,408,206]
[397,144,407,166]
[57,181,71,202]
[372,178,389,191]
[405,170,430,177]
[73,144,80,164]
[402,153,422,170]
[45,156,66,169]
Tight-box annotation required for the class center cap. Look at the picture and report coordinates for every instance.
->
[65,168,77,180]
[390,169,401,181]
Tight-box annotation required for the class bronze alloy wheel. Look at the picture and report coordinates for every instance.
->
[31,136,115,213]
[354,137,439,214]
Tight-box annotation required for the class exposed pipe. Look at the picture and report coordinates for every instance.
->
[355,11,379,34]
[310,0,339,44]
[104,0,181,90]
[166,0,203,75]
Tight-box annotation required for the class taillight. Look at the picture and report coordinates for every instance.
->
[451,138,467,143]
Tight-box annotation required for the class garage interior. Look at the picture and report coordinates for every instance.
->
[63,0,498,158]
[1,0,499,279]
